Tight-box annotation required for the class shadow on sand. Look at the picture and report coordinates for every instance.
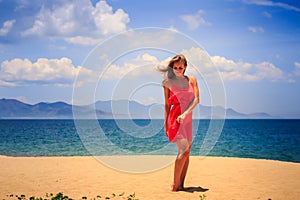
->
[180,186,209,193]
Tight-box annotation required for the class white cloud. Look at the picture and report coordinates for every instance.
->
[136,96,159,105]
[294,62,300,76]
[101,53,161,80]
[181,47,217,77]
[0,53,162,87]
[262,11,272,18]
[0,57,93,86]
[64,36,102,46]
[169,47,293,83]
[211,55,293,82]
[248,26,264,33]
[99,47,293,83]
[21,0,130,44]
[180,10,210,30]
[1,51,295,88]
[243,0,300,12]
[254,62,285,81]
[0,20,16,36]
[92,1,129,35]
[15,0,31,11]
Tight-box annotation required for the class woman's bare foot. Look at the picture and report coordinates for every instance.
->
[171,184,184,192]
[177,186,185,191]
[171,184,177,192]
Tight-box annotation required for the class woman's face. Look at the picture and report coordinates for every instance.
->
[172,61,186,77]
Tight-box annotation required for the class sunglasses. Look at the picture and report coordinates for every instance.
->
[173,67,184,70]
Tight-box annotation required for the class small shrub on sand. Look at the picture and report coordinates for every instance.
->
[5,192,138,200]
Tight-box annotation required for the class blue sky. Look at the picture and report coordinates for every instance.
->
[0,0,299,118]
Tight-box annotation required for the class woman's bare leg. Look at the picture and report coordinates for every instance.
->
[172,139,189,191]
[179,144,191,189]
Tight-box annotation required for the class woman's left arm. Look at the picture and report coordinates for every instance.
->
[176,76,200,123]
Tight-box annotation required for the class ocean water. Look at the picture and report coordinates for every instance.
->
[0,119,299,163]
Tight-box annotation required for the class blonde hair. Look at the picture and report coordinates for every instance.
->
[157,54,188,79]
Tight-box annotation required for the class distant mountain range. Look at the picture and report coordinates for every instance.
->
[0,98,274,119]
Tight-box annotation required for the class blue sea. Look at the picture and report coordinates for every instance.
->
[0,119,299,163]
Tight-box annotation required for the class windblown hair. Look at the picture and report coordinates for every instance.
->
[157,54,188,79]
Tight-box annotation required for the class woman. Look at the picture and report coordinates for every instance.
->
[159,54,200,191]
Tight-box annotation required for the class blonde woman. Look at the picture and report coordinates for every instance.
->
[158,54,200,191]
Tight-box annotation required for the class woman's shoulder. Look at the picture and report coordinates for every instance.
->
[187,76,198,84]
[162,78,172,88]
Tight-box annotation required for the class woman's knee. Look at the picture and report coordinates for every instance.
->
[176,139,191,158]
[177,146,190,159]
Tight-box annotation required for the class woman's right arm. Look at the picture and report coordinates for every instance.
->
[163,81,171,137]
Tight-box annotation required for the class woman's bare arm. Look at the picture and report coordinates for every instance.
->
[176,76,200,123]
[163,80,171,136]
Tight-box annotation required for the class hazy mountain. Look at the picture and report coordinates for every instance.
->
[0,98,273,119]
[94,100,154,118]
[0,98,107,119]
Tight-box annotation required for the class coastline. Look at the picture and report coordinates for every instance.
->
[1,155,300,200]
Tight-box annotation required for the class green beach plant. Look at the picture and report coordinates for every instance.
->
[51,192,70,200]
[126,193,138,200]
[5,192,138,200]
[199,194,207,200]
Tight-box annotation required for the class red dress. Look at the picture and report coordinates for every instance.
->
[167,82,194,143]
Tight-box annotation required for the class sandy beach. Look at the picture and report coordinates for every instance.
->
[0,155,300,200]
